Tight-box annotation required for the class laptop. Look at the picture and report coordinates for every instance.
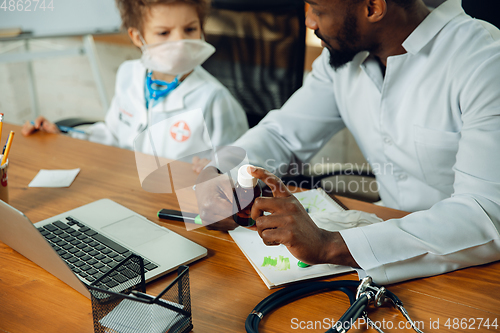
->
[0,199,207,298]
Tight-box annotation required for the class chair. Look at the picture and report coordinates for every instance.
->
[202,0,306,128]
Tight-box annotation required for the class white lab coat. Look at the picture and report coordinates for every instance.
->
[231,0,500,284]
[83,60,248,161]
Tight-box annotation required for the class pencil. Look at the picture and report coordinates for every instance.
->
[1,135,8,155]
[1,131,14,166]
[0,113,4,144]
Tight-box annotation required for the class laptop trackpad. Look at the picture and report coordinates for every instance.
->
[101,216,168,248]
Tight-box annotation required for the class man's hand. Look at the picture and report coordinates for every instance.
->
[195,166,239,231]
[21,116,60,137]
[249,166,359,267]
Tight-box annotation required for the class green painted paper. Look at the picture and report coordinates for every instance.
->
[261,255,290,271]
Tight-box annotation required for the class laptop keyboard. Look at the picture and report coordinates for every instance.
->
[37,216,158,289]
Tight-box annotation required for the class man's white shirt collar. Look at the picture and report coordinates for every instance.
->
[402,0,464,54]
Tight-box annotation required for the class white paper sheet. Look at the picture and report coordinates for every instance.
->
[229,227,353,288]
[229,189,355,288]
[28,168,81,187]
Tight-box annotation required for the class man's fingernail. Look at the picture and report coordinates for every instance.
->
[249,166,257,172]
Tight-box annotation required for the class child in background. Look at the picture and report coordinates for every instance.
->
[22,0,248,162]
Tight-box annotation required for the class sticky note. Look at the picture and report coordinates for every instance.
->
[28,169,80,188]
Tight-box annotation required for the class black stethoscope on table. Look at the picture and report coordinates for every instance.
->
[246,276,424,333]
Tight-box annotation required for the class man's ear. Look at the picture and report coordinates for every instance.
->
[366,0,387,23]
[128,27,144,49]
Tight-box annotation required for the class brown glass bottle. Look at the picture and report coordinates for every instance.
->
[233,165,262,227]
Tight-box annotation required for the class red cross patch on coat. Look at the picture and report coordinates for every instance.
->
[170,121,191,142]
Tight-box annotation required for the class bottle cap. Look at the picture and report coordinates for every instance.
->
[238,164,258,188]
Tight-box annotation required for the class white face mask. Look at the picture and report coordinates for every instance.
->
[140,36,215,75]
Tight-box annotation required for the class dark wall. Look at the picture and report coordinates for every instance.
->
[462,0,500,28]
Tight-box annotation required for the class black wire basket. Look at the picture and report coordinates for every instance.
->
[88,255,193,333]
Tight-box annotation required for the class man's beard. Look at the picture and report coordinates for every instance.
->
[316,11,362,70]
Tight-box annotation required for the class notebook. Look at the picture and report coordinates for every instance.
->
[0,199,207,298]
[228,189,354,289]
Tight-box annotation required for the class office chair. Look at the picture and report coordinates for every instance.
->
[202,0,306,128]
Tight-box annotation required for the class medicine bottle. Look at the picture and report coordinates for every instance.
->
[233,164,262,227]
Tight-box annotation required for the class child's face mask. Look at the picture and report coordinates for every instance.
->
[140,36,215,75]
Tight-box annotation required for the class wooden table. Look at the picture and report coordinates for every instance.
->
[1,123,499,333]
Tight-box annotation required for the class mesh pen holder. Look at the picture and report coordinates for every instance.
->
[88,255,193,333]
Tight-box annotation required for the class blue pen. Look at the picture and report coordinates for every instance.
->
[31,121,86,135]
[57,125,86,135]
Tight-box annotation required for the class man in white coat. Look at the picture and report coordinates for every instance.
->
[195,0,500,284]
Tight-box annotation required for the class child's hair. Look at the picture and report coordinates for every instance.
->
[115,0,211,33]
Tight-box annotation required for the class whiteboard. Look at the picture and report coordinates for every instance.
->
[0,0,122,38]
